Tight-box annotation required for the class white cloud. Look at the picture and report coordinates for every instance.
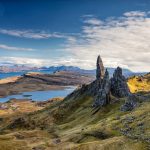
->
[0,56,89,68]
[1,11,150,72]
[63,11,150,72]
[0,44,35,51]
[123,11,146,17]
[84,18,103,25]
[0,57,45,66]
[0,29,75,40]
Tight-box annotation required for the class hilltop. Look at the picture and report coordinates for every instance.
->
[0,56,149,150]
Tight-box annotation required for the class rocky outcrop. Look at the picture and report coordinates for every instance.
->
[110,67,130,98]
[96,55,105,80]
[93,55,131,109]
[66,54,131,110]
[93,69,111,107]
[83,55,105,98]
[121,94,137,111]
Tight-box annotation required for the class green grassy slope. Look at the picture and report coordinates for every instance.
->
[0,74,150,150]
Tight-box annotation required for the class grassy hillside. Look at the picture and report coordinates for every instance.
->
[128,73,150,93]
[0,74,150,150]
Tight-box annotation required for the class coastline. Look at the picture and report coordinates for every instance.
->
[0,71,94,100]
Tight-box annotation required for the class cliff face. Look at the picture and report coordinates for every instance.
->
[64,55,133,111]
[111,67,130,97]
[94,69,111,107]
[93,55,130,108]
[96,55,105,80]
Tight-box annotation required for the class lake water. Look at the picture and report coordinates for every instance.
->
[0,71,76,103]
[0,86,76,103]
[0,72,25,79]
[0,70,53,79]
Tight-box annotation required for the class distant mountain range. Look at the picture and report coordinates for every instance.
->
[0,64,147,77]
[0,64,38,73]
[41,66,147,77]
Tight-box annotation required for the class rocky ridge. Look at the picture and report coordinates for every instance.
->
[65,55,135,111]
[81,55,138,112]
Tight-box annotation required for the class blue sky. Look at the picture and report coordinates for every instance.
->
[0,0,150,72]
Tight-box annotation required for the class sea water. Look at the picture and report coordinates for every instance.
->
[0,70,53,79]
[0,86,76,102]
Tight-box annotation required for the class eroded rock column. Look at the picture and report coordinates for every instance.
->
[96,55,105,80]
[110,67,130,97]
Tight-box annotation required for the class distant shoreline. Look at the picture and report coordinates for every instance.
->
[0,70,53,80]
[0,71,94,100]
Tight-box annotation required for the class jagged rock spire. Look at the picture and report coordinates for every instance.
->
[110,67,130,97]
[121,93,137,111]
[93,69,111,107]
[96,55,105,80]
[93,66,130,108]
[102,69,110,90]
[113,67,122,79]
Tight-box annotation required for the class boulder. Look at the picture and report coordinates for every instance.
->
[121,94,137,111]
[111,67,130,97]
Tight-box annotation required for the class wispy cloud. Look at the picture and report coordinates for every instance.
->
[123,11,146,17]
[1,11,150,72]
[83,18,103,25]
[82,14,95,18]
[0,44,35,51]
[0,56,86,67]
[0,29,75,40]
[63,11,150,72]
[0,57,46,66]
